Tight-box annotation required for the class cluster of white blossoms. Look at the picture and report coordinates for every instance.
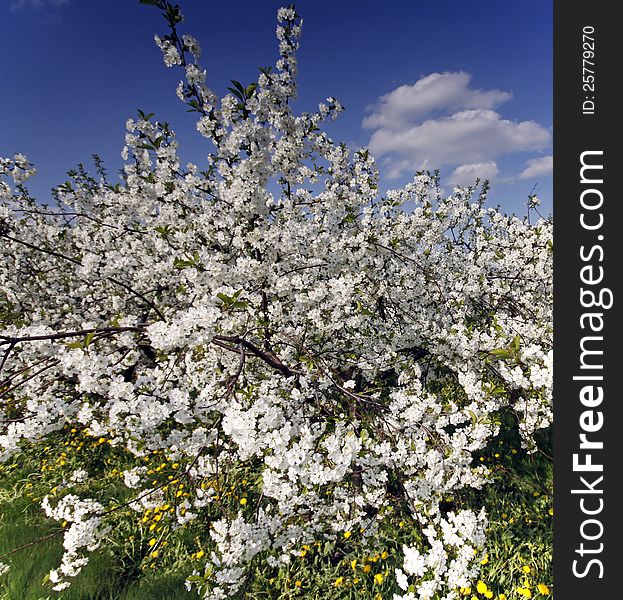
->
[41,495,109,591]
[394,509,487,600]
[0,3,552,598]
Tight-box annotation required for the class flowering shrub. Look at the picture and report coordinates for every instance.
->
[0,2,552,598]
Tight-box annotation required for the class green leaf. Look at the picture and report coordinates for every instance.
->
[245,83,257,97]
[489,348,514,361]
[174,258,194,269]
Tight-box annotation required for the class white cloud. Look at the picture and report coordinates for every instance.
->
[368,109,550,178]
[363,71,511,131]
[10,0,68,10]
[448,162,499,186]
[364,72,551,180]
[518,155,553,179]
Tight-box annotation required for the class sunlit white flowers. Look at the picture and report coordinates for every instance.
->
[0,2,552,598]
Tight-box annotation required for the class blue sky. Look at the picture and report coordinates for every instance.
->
[1,0,552,216]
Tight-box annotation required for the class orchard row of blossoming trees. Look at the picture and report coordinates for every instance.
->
[0,3,552,599]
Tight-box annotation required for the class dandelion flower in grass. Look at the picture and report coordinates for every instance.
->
[148,538,157,546]
[343,530,352,539]
[334,577,344,587]
[517,587,532,598]
[374,573,383,584]
[480,553,489,565]
[477,581,489,594]
[522,565,531,574]
[537,583,550,595]
[240,497,247,505]
[294,580,302,587]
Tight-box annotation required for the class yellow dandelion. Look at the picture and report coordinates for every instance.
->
[537,583,550,595]
[294,580,302,587]
[477,581,488,594]
[517,587,532,598]
[381,550,388,560]
[480,553,489,565]
[343,530,352,539]
[240,498,247,506]
[522,565,531,574]
[195,550,204,559]
[150,550,159,558]
[374,573,383,584]
[334,576,344,587]
[351,559,357,569]
[148,538,157,547]
[363,564,372,573]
